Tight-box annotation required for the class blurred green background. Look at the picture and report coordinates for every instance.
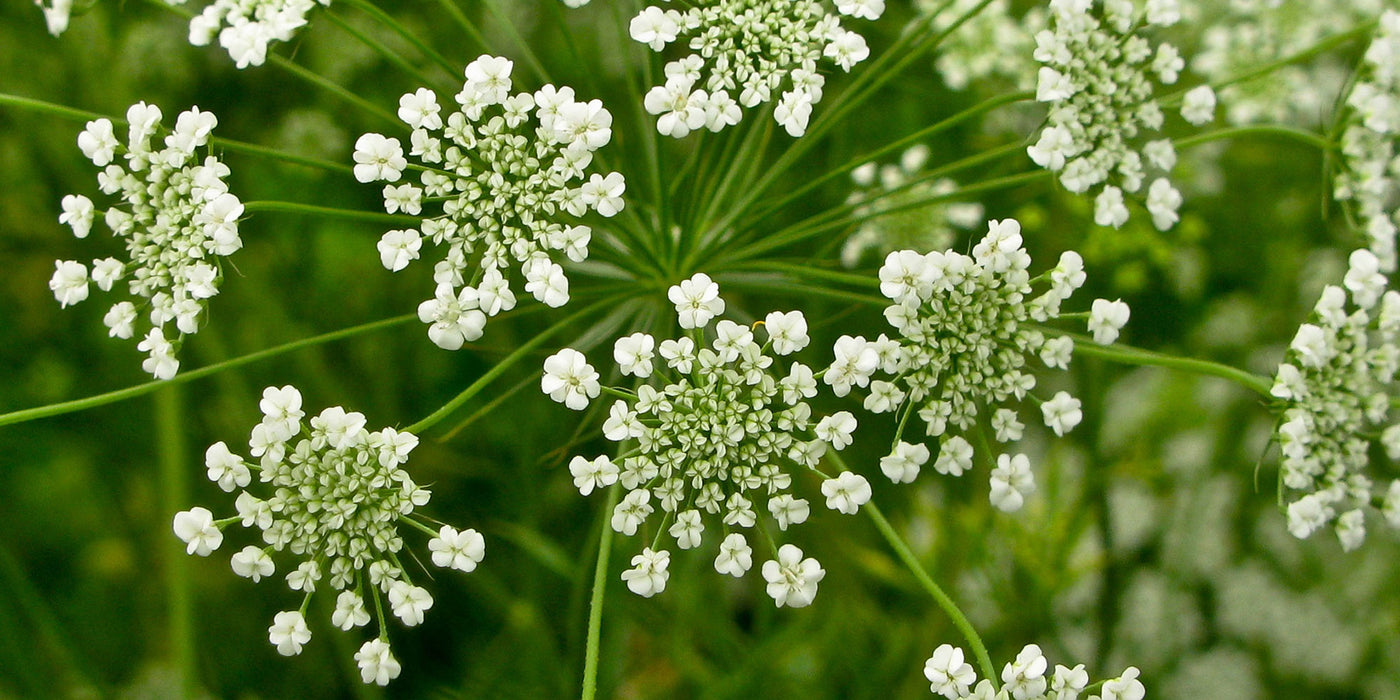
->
[2,2,1398,698]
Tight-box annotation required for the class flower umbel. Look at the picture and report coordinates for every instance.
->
[171,385,484,683]
[923,642,1141,700]
[56,102,244,379]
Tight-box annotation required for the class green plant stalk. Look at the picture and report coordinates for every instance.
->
[726,260,880,289]
[1062,333,1274,397]
[340,0,462,78]
[1173,124,1333,151]
[431,0,493,54]
[155,385,195,697]
[242,200,420,226]
[0,314,416,428]
[581,483,621,700]
[322,8,444,91]
[480,0,552,82]
[0,93,355,175]
[404,295,627,433]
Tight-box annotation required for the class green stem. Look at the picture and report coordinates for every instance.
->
[322,8,444,91]
[867,502,998,687]
[581,483,621,700]
[431,0,492,54]
[0,93,355,175]
[404,296,625,433]
[1064,334,1273,397]
[0,314,416,428]
[268,56,402,127]
[340,0,462,78]
[155,385,195,697]
[241,200,419,226]
[1173,125,1333,151]
[1163,21,1378,105]
[480,0,551,82]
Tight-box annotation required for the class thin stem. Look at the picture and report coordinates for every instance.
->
[1063,333,1273,397]
[404,296,626,434]
[480,0,552,82]
[268,56,401,127]
[155,385,195,697]
[866,501,998,686]
[209,138,355,176]
[242,200,419,226]
[0,315,416,428]
[322,8,444,91]
[581,483,621,700]
[1173,124,1333,152]
[340,0,462,79]
[431,0,492,54]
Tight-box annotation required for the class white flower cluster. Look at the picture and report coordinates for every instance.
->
[1334,11,1400,273]
[51,102,243,380]
[171,385,485,684]
[853,218,1129,512]
[1270,251,1400,551]
[1191,0,1384,127]
[840,144,985,267]
[1027,0,1197,231]
[169,0,329,69]
[924,643,1143,700]
[355,56,626,350]
[544,273,865,607]
[34,0,72,35]
[625,0,884,138]
[917,0,1045,92]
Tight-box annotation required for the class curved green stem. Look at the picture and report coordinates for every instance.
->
[322,8,445,91]
[155,385,195,697]
[268,56,401,127]
[1063,334,1273,397]
[867,502,998,686]
[242,200,419,226]
[339,0,462,79]
[0,314,416,428]
[581,483,621,700]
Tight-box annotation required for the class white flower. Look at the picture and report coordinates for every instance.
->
[1094,186,1129,228]
[570,455,619,496]
[230,546,274,582]
[38,0,74,37]
[542,348,601,410]
[59,194,94,239]
[77,119,118,166]
[1028,125,1074,171]
[49,260,89,308]
[1100,666,1145,700]
[1088,298,1131,344]
[989,454,1035,512]
[614,333,656,378]
[880,441,929,483]
[353,133,407,183]
[714,533,753,577]
[815,411,858,450]
[429,526,486,572]
[1145,178,1182,231]
[669,510,705,550]
[398,88,443,130]
[1344,249,1387,309]
[825,335,878,397]
[629,7,682,51]
[925,644,977,699]
[669,273,726,329]
[1040,391,1083,436]
[205,441,251,492]
[388,581,434,626]
[933,436,973,477]
[764,310,810,355]
[767,495,810,531]
[762,544,825,608]
[1180,85,1217,125]
[621,547,671,597]
[464,55,514,103]
[333,591,371,630]
[173,506,223,556]
[267,610,311,656]
[1287,494,1331,539]
[821,471,871,514]
[774,91,814,137]
[1336,509,1366,552]
[579,172,626,217]
[524,258,570,308]
[611,489,653,536]
[355,639,402,686]
[417,285,488,351]
[1002,644,1049,698]
[835,0,884,20]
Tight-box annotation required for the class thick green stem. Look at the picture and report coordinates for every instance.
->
[155,385,195,697]
[866,502,998,687]
[0,315,416,428]
[581,483,621,700]
[242,200,419,226]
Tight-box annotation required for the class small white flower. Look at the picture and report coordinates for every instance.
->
[989,454,1035,512]
[933,436,973,477]
[333,591,371,630]
[764,310,810,355]
[1002,644,1049,698]
[1180,85,1217,125]
[668,273,725,329]
[1100,666,1145,700]
[621,547,670,597]
[821,471,871,514]
[579,172,626,217]
[59,194,95,239]
[77,119,118,166]
[173,506,223,556]
[814,411,858,450]
[388,581,434,626]
[668,510,705,550]
[1040,391,1083,436]
[762,544,825,608]
[542,348,601,410]
[355,639,403,686]
[1093,186,1129,228]
[767,495,810,530]
[570,455,619,496]
[205,441,251,492]
[49,260,89,308]
[230,546,274,582]
[1145,178,1182,231]
[267,610,311,656]
[925,644,976,699]
[1088,299,1130,344]
[880,441,929,483]
[353,133,407,183]
[714,533,753,577]
[611,489,653,536]
[614,333,656,378]
[629,7,682,51]
[1336,509,1366,552]
[429,525,486,572]
[398,88,443,130]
